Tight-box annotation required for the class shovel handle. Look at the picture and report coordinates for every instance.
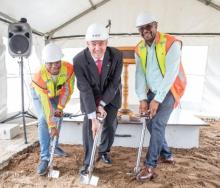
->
[48,136,57,168]
[88,117,105,176]
[48,118,62,169]
[134,117,150,174]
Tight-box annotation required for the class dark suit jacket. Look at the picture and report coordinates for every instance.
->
[73,47,123,115]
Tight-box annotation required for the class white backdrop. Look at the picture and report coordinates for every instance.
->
[0,36,7,119]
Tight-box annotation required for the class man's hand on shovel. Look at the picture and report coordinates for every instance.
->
[50,109,63,137]
[50,127,59,137]
[97,105,107,119]
[54,109,63,117]
[139,100,150,116]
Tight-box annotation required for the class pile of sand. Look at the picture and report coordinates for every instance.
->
[0,122,220,188]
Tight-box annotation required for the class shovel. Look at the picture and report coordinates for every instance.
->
[47,118,62,178]
[80,117,104,186]
[133,115,150,175]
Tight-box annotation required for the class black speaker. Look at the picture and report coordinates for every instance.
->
[8,18,32,57]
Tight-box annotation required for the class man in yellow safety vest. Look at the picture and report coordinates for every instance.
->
[135,12,186,181]
[31,43,75,175]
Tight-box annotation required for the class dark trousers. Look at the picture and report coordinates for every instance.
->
[82,104,118,165]
[145,91,175,168]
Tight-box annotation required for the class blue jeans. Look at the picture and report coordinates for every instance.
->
[31,89,61,161]
[145,91,174,168]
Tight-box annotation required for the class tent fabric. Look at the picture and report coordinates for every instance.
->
[0,35,7,119]
[0,21,7,38]
[179,36,220,117]
[0,0,220,117]
[0,0,104,34]
[54,0,220,38]
[0,0,220,37]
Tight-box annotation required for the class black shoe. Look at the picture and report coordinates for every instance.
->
[37,160,49,175]
[53,147,69,157]
[79,165,89,175]
[98,153,112,164]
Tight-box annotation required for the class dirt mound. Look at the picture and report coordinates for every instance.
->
[0,122,220,188]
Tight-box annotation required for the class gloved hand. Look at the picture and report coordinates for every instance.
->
[54,109,63,117]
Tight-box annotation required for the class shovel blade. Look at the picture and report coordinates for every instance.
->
[48,169,60,178]
[90,175,99,186]
[80,174,99,186]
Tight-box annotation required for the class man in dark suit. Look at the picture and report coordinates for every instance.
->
[73,23,123,175]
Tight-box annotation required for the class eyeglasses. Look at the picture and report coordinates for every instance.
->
[138,23,155,32]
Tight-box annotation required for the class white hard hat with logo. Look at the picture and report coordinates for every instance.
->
[136,12,157,28]
[42,43,63,63]
[85,23,109,41]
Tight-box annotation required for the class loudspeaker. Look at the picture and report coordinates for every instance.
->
[8,18,32,57]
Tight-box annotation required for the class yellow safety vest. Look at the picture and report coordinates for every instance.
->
[32,61,74,127]
[135,32,187,107]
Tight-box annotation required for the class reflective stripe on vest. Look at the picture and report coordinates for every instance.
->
[33,61,72,98]
[135,32,187,107]
[32,61,74,128]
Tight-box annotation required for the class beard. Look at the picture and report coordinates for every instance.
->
[142,31,156,45]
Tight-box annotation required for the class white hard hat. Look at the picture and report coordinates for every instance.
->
[42,43,63,63]
[85,23,109,41]
[136,12,157,28]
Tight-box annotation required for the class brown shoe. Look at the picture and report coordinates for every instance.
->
[136,166,157,181]
[158,156,175,165]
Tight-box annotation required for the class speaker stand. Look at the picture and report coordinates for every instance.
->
[0,111,37,123]
[0,57,36,144]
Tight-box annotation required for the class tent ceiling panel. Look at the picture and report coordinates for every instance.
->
[0,21,8,37]
[212,0,220,4]
[197,0,220,10]
[0,0,92,33]
[90,0,107,6]
[0,0,220,38]
[54,0,220,38]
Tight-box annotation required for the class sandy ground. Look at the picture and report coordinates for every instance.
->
[0,121,220,188]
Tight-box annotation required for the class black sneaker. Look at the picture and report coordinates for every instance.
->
[53,147,69,157]
[37,160,49,175]
[97,153,112,164]
[79,165,89,175]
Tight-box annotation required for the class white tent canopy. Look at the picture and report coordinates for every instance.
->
[1,0,220,40]
[0,0,220,118]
